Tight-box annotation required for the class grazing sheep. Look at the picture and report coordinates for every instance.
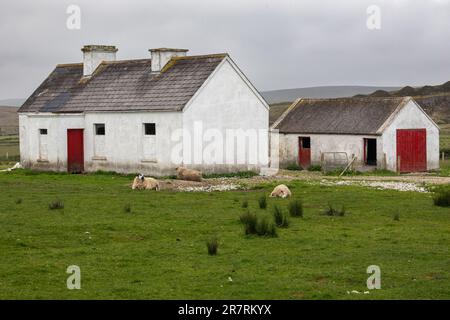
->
[131,174,160,190]
[270,184,292,198]
[176,166,202,182]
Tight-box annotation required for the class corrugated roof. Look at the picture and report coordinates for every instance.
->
[18,54,227,113]
[274,97,408,135]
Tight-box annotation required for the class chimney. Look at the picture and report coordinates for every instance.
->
[81,45,118,77]
[149,48,188,73]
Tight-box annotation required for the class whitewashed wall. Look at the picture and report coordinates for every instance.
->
[19,112,183,176]
[382,100,439,171]
[278,133,382,169]
[19,113,84,171]
[182,58,269,173]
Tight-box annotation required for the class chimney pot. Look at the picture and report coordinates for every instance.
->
[82,45,118,77]
[149,48,188,73]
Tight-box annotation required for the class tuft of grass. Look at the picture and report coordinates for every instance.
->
[48,199,64,210]
[123,203,131,213]
[15,198,22,204]
[393,212,400,221]
[256,216,278,237]
[322,204,346,217]
[240,211,257,235]
[288,199,303,217]
[308,165,322,172]
[258,195,267,209]
[206,236,219,256]
[286,163,301,171]
[273,205,289,228]
[433,188,450,207]
[241,199,248,208]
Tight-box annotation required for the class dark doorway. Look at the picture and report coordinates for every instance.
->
[364,138,377,166]
[298,137,311,169]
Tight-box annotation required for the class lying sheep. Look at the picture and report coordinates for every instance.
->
[131,174,160,190]
[270,184,292,198]
[176,166,202,182]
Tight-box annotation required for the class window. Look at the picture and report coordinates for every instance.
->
[144,123,156,135]
[95,124,105,135]
[39,129,47,135]
[301,137,310,148]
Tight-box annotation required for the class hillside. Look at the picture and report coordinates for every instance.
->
[0,106,19,135]
[261,85,401,104]
[355,81,450,124]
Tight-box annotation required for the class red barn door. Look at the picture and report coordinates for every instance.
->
[396,129,426,173]
[298,137,311,169]
[67,129,84,173]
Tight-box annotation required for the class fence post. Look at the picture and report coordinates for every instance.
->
[442,152,445,161]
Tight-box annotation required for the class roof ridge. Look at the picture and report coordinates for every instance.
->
[102,58,151,64]
[56,63,83,68]
[171,53,228,61]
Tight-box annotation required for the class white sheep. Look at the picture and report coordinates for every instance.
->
[269,184,292,198]
[131,174,160,190]
[175,166,202,182]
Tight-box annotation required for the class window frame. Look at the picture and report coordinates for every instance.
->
[94,123,105,136]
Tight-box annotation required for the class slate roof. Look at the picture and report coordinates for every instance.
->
[18,54,227,113]
[274,97,409,135]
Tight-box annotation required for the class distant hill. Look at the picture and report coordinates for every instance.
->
[354,81,450,124]
[0,106,19,135]
[261,85,402,104]
[0,99,25,107]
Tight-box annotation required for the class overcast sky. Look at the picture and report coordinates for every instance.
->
[0,0,449,100]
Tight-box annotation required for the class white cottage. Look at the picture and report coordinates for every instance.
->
[18,45,269,176]
[271,97,439,172]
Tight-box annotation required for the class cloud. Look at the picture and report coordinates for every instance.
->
[0,0,449,99]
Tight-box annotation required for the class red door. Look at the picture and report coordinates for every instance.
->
[396,129,426,173]
[298,137,311,169]
[67,129,84,173]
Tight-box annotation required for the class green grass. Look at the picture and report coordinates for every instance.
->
[439,124,450,155]
[436,160,450,177]
[0,135,19,162]
[202,171,258,179]
[0,170,449,299]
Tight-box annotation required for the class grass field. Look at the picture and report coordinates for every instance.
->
[440,124,450,154]
[0,170,449,299]
[0,135,19,161]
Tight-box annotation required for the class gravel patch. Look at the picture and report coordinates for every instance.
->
[319,179,428,192]
[178,184,242,192]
